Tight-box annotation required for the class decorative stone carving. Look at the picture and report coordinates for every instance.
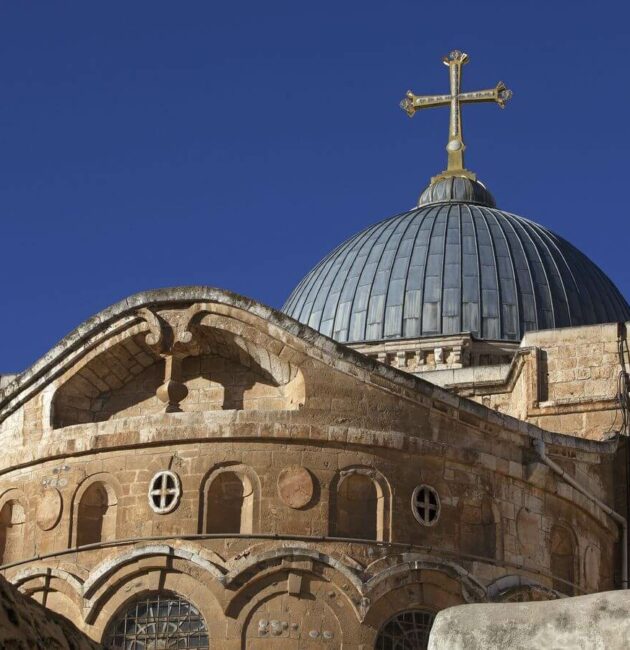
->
[36,487,62,531]
[135,304,301,412]
[277,466,314,509]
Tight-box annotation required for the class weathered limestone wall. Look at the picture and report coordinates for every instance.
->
[349,322,629,441]
[446,323,629,441]
[0,289,624,647]
[0,426,618,646]
[428,590,630,650]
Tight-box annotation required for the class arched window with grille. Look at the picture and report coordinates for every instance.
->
[103,591,209,649]
[375,610,435,650]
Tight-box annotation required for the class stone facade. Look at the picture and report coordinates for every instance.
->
[0,287,626,648]
[351,322,629,441]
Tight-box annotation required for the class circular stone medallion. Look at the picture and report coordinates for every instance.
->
[36,487,63,531]
[277,466,314,509]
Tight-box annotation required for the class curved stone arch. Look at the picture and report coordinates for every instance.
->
[69,472,123,547]
[364,555,486,608]
[83,543,226,600]
[11,567,84,611]
[199,462,262,535]
[223,547,365,592]
[329,465,392,542]
[0,487,29,513]
[89,570,224,644]
[224,547,365,598]
[0,488,29,566]
[49,321,158,430]
[190,309,305,386]
[232,567,361,648]
[486,574,560,602]
[363,577,465,642]
[12,566,84,592]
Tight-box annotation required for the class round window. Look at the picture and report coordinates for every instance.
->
[148,470,181,514]
[411,485,440,526]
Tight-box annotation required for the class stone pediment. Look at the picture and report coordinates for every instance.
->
[0,288,613,462]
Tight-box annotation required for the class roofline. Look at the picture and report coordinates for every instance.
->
[0,285,618,456]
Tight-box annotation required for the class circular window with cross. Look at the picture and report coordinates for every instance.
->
[148,470,181,514]
[411,485,440,526]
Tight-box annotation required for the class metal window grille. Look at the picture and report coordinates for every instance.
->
[375,610,435,650]
[103,592,209,649]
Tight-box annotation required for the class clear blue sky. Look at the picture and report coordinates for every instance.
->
[0,1,627,372]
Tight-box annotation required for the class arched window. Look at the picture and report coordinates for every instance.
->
[375,610,435,650]
[206,471,253,535]
[335,473,379,540]
[77,482,117,547]
[103,592,209,649]
[0,500,26,565]
[550,525,575,595]
[459,496,497,559]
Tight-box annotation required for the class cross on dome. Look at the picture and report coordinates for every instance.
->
[400,50,512,181]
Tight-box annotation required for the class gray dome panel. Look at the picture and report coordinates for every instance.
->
[283,204,630,343]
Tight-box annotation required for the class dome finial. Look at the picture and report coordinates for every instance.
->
[400,50,513,184]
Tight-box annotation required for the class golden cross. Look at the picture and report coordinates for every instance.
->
[400,50,512,178]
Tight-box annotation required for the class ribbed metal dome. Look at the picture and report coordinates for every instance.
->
[283,203,630,343]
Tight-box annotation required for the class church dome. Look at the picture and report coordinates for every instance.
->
[283,50,630,344]
[282,195,630,343]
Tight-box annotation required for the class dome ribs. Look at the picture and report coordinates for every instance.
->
[318,219,385,340]
[363,216,411,341]
[333,218,401,342]
[402,207,440,339]
[441,204,462,336]
[524,219,584,327]
[518,217,572,329]
[295,219,386,334]
[347,215,409,342]
[484,209,521,341]
[460,204,482,337]
[382,211,425,340]
[282,204,630,343]
[502,213,553,331]
[420,208,448,336]
[305,230,369,334]
[471,206,502,340]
